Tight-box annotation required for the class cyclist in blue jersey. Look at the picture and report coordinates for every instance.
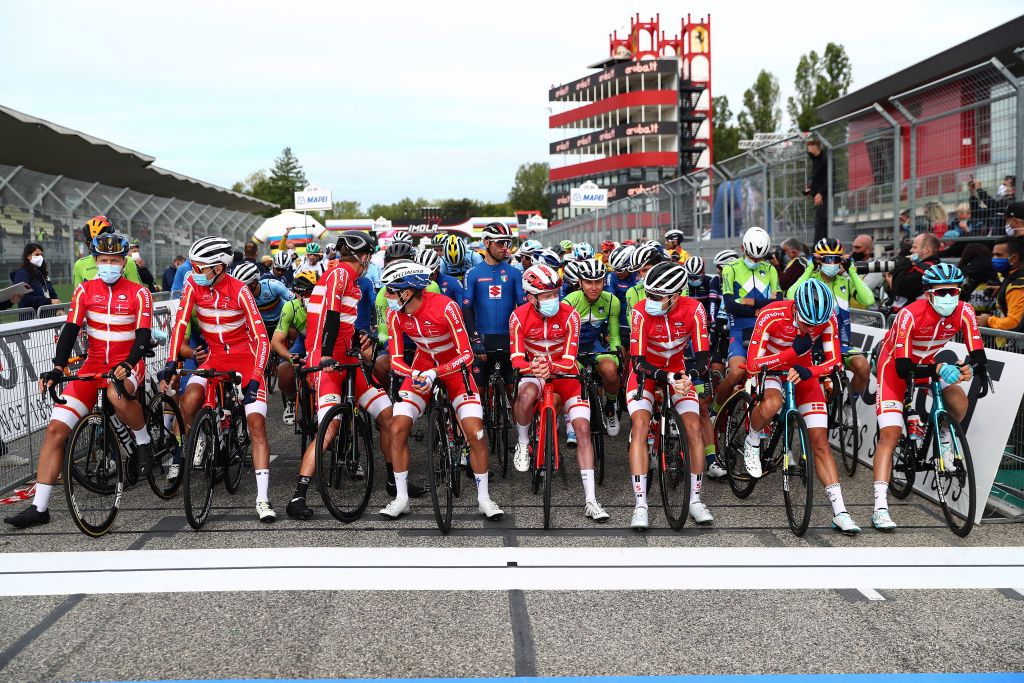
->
[232,262,295,329]
[441,234,483,280]
[561,260,581,298]
[712,227,781,412]
[465,222,524,390]
[515,239,542,272]
[262,250,294,288]
[416,248,466,304]
[605,245,638,333]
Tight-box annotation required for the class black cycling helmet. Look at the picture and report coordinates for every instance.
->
[335,231,376,256]
[385,241,416,262]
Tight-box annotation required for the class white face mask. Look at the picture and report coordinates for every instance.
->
[29,254,44,268]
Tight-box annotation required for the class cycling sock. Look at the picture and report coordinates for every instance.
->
[385,462,396,486]
[825,482,846,516]
[580,469,596,504]
[133,427,151,445]
[690,473,702,503]
[565,414,573,433]
[516,423,530,444]
[254,469,270,502]
[704,444,717,466]
[632,474,647,508]
[746,428,761,447]
[293,475,310,501]
[394,470,409,501]
[33,482,53,512]
[873,480,889,511]
[475,472,489,502]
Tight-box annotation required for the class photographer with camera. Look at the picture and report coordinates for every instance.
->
[889,232,941,311]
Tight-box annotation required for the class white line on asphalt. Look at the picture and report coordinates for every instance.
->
[856,587,886,601]
[0,546,1020,596]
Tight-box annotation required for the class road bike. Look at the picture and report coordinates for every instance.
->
[422,366,474,534]
[481,348,511,479]
[577,353,608,485]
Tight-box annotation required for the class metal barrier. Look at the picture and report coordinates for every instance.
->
[0,308,34,325]
[976,325,1024,519]
[850,308,888,330]
[35,303,71,319]
[0,301,175,493]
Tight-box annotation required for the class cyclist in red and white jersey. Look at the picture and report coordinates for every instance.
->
[871,263,987,530]
[166,236,276,522]
[510,264,610,523]
[5,233,153,529]
[381,260,504,520]
[290,231,394,521]
[626,262,711,530]
[744,279,861,534]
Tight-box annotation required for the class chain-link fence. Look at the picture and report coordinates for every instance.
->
[544,56,1024,266]
[0,163,265,291]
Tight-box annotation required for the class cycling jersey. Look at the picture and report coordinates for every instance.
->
[786,262,874,349]
[441,251,484,279]
[686,274,721,320]
[387,291,481,423]
[509,301,588,423]
[355,276,375,334]
[563,290,621,355]
[746,299,839,429]
[262,268,293,288]
[276,298,307,337]
[252,278,295,326]
[72,255,142,289]
[66,278,153,367]
[627,296,708,416]
[625,282,646,321]
[722,259,780,360]
[604,271,637,328]
[464,261,525,336]
[437,273,465,304]
[375,281,441,346]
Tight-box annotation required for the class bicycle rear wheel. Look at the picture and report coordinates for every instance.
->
[64,411,123,537]
[542,408,555,530]
[426,402,454,533]
[781,411,814,536]
[841,378,860,476]
[223,404,247,494]
[589,384,606,486]
[146,393,185,499]
[265,352,280,395]
[889,436,916,500]
[182,408,216,530]
[659,408,691,530]
[488,376,510,479]
[316,403,373,523]
[716,391,758,499]
[933,413,976,537]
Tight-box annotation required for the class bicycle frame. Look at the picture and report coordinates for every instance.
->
[522,372,578,473]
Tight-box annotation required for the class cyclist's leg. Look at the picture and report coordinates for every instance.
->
[625,369,654,485]
[107,363,146,433]
[941,382,968,422]
[512,377,541,442]
[847,351,870,396]
[354,368,393,464]
[872,352,906,515]
[596,354,621,399]
[372,352,391,386]
[792,378,853,522]
[36,375,101,500]
[558,378,593,466]
[670,386,707,502]
[714,331,749,409]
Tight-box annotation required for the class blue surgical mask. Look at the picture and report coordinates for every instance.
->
[97,264,122,284]
[538,298,560,317]
[992,257,1010,273]
[1006,225,1016,236]
[688,277,702,288]
[645,298,666,316]
[743,257,757,269]
[821,264,841,277]
[192,273,209,286]
[387,295,405,312]
[930,294,959,317]
[910,253,921,264]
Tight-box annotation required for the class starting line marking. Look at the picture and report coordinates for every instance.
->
[0,546,1020,597]
[104,673,1024,683]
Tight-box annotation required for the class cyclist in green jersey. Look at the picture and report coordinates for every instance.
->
[786,237,874,397]
[624,243,666,319]
[564,258,622,436]
[72,215,143,288]
[372,249,440,385]
[271,270,316,425]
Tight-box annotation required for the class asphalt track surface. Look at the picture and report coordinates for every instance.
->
[1,398,1022,682]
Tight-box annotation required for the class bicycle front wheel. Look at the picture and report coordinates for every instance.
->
[223,404,248,494]
[64,411,123,537]
[426,402,454,533]
[889,436,916,500]
[542,408,555,530]
[316,403,373,523]
[781,411,814,537]
[716,391,757,499]
[841,378,860,476]
[488,377,510,479]
[182,408,216,530]
[659,408,691,531]
[146,393,185,499]
[589,384,606,486]
[934,413,977,537]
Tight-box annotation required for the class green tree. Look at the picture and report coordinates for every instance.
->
[711,95,742,162]
[737,70,782,139]
[786,42,853,131]
[507,162,550,218]
[261,147,307,211]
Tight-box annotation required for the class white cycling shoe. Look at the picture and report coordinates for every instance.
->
[706,461,728,479]
[478,498,504,520]
[871,509,897,531]
[256,500,276,523]
[165,464,180,483]
[513,442,531,472]
[689,501,714,524]
[584,501,610,522]
[282,402,295,426]
[743,440,763,478]
[379,498,411,519]
[832,512,861,535]
[630,506,649,531]
[604,409,620,437]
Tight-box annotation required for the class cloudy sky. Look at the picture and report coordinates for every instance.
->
[2,1,1021,206]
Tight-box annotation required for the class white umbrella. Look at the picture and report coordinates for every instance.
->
[252,209,327,249]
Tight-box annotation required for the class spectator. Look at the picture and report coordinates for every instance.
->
[1002,202,1024,238]
[958,242,999,315]
[163,255,185,292]
[776,237,809,292]
[129,249,157,292]
[924,201,948,238]
[11,242,59,311]
[890,232,941,310]
[978,238,1024,331]
[259,254,273,272]
[804,137,828,242]
[850,234,883,309]
[243,241,268,275]
[171,257,192,294]
[969,175,1016,231]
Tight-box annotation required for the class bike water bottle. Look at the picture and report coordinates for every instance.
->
[908,414,924,443]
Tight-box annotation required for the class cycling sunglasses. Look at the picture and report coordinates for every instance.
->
[929,287,961,297]
[817,255,843,264]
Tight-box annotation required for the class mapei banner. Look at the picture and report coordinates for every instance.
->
[831,322,1024,524]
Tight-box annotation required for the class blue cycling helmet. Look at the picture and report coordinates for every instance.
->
[91,232,129,257]
[922,263,965,287]
[573,242,594,260]
[535,248,562,269]
[794,278,835,325]
[381,260,432,291]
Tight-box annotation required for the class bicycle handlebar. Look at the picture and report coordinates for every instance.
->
[179,368,242,384]
[47,371,122,405]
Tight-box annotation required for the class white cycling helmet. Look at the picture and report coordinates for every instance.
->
[414,248,440,272]
[742,226,771,259]
[609,245,636,272]
[575,258,607,281]
[713,249,739,269]
[644,262,688,297]
[681,256,705,277]
[231,262,260,285]
[272,250,292,269]
[522,264,562,295]
[392,230,413,244]
[188,236,233,267]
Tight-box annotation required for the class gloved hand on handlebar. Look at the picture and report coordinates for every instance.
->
[790,364,812,383]
[242,379,261,405]
[39,367,64,394]
[937,363,964,386]
[163,360,178,380]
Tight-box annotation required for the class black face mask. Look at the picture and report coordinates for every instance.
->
[851,250,867,262]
